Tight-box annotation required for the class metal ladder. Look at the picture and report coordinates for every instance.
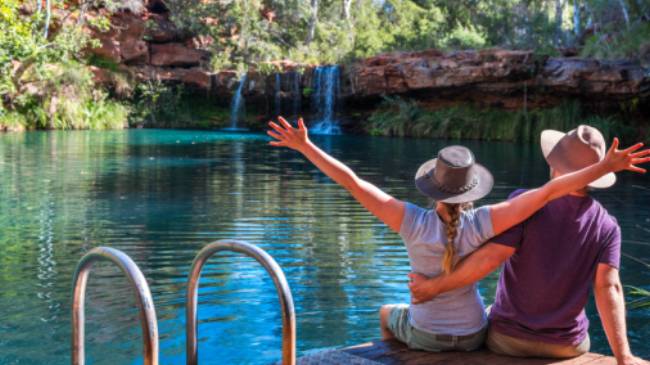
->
[185,240,296,365]
[70,241,296,365]
[71,247,159,365]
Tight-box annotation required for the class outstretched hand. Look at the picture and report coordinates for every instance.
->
[603,138,650,174]
[267,116,310,151]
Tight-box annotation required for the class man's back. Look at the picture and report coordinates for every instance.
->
[489,189,621,346]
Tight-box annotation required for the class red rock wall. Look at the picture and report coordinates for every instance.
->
[89,8,649,111]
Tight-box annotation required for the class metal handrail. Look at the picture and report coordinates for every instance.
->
[186,240,296,365]
[71,247,159,365]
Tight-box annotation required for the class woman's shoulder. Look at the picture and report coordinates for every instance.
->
[456,205,495,250]
[401,202,443,240]
[459,205,490,221]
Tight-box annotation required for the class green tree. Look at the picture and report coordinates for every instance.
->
[0,0,127,130]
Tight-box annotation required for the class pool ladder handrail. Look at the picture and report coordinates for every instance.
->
[186,239,296,365]
[71,247,159,365]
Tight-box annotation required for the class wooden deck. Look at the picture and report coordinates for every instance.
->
[295,339,650,364]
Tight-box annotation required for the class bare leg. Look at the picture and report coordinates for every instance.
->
[379,305,396,340]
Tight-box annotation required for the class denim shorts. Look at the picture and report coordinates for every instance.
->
[388,304,487,352]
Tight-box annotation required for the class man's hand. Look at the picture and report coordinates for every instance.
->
[408,272,440,304]
[603,138,650,174]
[617,354,646,365]
[267,116,310,152]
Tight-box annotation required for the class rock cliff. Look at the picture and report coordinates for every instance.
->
[90,8,649,112]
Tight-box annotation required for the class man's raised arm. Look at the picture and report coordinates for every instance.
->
[409,243,515,304]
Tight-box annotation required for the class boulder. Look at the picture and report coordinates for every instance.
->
[150,43,207,67]
[90,66,112,85]
[146,14,182,43]
[130,66,212,90]
[539,58,648,98]
[121,39,149,64]
[89,11,149,64]
[181,68,212,89]
[346,49,538,98]
[92,36,121,63]
[342,48,648,105]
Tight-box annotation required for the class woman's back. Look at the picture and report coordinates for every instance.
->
[400,203,494,335]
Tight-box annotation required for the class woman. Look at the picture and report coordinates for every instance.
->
[266,116,649,352]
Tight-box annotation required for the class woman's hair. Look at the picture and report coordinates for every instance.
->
[441,202,473,274]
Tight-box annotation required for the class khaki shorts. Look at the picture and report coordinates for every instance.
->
[387,304,487,352]
[487,327,590,358]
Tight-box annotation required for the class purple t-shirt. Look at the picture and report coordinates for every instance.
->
[489,189,621,345]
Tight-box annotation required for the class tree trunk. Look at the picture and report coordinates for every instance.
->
[573,0,580,36]
[617,0,630,28]
[343,0,353,24]
[306,0,319,45]
[629,0,649,20]
[44,0,51,38]
[555,0,565,46]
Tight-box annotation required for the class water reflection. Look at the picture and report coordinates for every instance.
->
[0,130,648,364]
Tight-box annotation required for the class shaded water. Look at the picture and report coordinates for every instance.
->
[0,130,648,364]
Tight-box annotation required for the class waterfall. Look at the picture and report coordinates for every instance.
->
[310,65,342,135]
[225,74,248,131]
[274,73,282,117]
[291,71,301,117]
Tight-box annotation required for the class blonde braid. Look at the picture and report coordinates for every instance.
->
[441,202,472,274]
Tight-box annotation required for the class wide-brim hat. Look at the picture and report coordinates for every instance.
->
[541,125,616,189]
[415,145,494,204]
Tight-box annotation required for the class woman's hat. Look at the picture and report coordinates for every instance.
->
[415,145,494,204]
[541,125,616,189]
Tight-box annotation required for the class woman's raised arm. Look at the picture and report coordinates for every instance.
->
[490,138,650,236]
[268,117,405,232]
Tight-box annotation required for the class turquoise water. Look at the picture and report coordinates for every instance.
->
[0,129,648,364]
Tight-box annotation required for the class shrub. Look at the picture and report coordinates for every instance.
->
[627,286,650,309]
[365,96,644,142]
[442,26,487,50]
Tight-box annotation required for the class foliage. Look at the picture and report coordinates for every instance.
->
[130,81,233,128]
[160,0,650,70]
[441,25,487,50]
[627,286,650,309]
[365,96,644,142]
[0,0,127,131]
[3,0,650,131]
[581,21,650,62]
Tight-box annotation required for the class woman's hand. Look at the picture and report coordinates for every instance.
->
[267,116,310,152]
[603,138,650,174]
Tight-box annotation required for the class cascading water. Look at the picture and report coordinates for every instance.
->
[224,74,248,131]
[274,73,282,116]
[310,65,342,135]
[291,71,301,117]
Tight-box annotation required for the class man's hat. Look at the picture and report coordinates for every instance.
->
[541,125,616,189]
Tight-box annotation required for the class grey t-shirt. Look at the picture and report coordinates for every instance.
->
[400,202,494,336]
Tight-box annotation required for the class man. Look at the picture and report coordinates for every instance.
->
[408,125,645,365]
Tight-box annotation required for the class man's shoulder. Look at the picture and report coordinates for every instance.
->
[588,197,620,231]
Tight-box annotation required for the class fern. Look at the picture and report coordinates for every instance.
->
[627,286,650,309]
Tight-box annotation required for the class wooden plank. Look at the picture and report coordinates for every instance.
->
[344,340,410,361]
[331,340,648,365]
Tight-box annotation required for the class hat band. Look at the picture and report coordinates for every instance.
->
[432,174,479,194]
